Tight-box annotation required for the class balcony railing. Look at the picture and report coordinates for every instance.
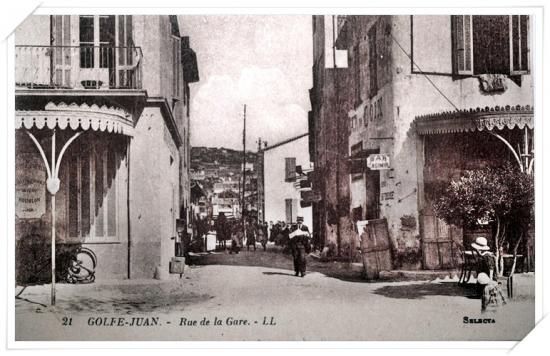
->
[15,45,143,90]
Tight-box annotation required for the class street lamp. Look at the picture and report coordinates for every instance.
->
[26,129,81,305]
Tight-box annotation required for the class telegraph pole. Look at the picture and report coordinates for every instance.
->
[257,137,262,224]
[332,15,342,256]
[242,105,247,236]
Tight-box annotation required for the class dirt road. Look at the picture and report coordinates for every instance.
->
[15,248,534,341]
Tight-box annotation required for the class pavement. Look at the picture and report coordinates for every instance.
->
[14,244,535,341]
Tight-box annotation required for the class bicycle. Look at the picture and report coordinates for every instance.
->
[66,246,97,284]
[16,235,97,285]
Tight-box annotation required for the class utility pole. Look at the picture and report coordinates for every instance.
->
[242,105,247,237]
[332,15,342,257]
[257,137,262,224]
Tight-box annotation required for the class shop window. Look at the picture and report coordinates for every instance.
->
[285,157,296,182]
[66,143,119,242]
[453,15,530,75]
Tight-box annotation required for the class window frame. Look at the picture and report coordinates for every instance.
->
[452,15,530,76]
[65,141,120,243]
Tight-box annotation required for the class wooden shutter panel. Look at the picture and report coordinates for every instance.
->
[285,157,296,182]
[453,15,473,75]
[510,15,529,74]
[51,15,72,86]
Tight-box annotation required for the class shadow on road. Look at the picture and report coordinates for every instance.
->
[262,271,296,277]
[373,282,479,300]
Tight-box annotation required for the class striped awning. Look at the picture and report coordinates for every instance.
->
[15,102,134,136]
[415,105,533,135]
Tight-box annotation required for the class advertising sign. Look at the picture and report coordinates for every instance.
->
[366,154,391,170]
[15,153,46,219]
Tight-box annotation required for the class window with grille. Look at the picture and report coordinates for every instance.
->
[79,16,95,68]
[452,15,530,75]
[78,15,115,69]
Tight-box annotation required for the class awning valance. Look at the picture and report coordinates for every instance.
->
[415,105,533,135]
[15,102,134,136]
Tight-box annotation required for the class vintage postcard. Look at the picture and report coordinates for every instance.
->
[8,4,543,345]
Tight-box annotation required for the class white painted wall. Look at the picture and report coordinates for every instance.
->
[263,135,313,231]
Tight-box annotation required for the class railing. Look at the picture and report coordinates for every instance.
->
[15,45,143,90]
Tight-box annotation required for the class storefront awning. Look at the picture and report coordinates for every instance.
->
[415,105,533,135]
[15,102,134,136]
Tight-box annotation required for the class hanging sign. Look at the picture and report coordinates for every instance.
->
[301,190,322,203]
[367,154,391,170]
[16,153,46,219]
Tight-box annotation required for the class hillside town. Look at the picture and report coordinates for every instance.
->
[13,14,536,342]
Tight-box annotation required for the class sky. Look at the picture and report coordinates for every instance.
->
[180,15,313,151]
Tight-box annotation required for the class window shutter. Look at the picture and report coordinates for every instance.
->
[368,25,378,97]
[510,15,530,74]
[453,15,473,75]
[285,157,296,182]
[285,199,293,224]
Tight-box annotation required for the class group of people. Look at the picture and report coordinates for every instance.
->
[218,215,313,277]
[215,218,270,254]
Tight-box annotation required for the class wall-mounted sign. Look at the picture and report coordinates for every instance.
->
[301,190,321,203]
[16,153,46,219]
[367,154,390,170]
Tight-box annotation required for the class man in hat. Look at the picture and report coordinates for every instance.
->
[472,236,496,280]
[472,236,497,298]
[289,216,311,277]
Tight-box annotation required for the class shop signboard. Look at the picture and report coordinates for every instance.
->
[15,153,46,219]
[367,154,390,170]
[301,190,321,203]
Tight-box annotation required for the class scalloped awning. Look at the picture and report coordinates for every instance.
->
[415,105,533,135]
[15,102,134,136]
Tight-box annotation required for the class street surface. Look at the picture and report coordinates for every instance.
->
[15,245,534,341]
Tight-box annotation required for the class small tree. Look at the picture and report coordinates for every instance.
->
[433,164,534,277]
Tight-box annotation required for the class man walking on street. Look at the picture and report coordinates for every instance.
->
[246,220,257,251]
[289,216,311,277]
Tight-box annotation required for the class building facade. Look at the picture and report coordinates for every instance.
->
[15,15,199,282]
[263,134,313,231]
[309,15,355,258]
[310,15,534,268]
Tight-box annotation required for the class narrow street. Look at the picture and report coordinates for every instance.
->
[15,245,534,341]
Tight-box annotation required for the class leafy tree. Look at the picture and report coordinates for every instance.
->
[433,164,534,276]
